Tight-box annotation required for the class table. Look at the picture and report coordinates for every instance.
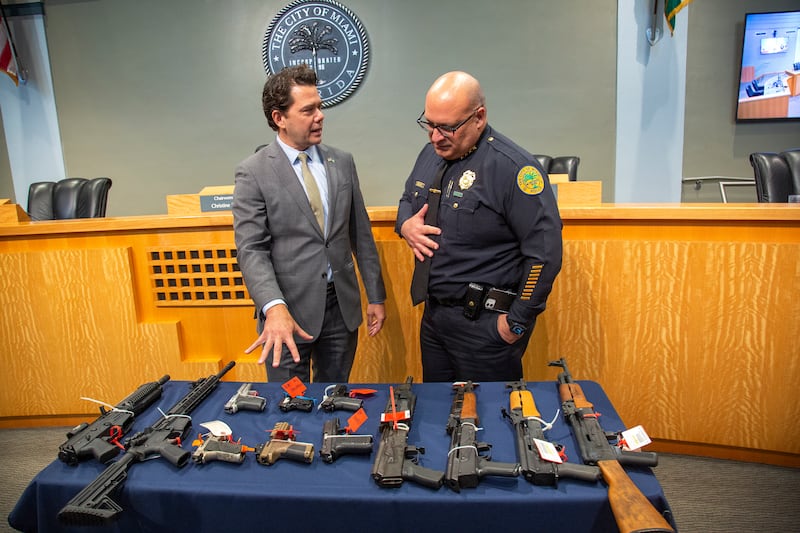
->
[9,380,675,532]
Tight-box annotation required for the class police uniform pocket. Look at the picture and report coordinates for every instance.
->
[442,197,479,238]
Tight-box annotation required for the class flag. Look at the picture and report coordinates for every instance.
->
[665,0,694,36]
[0,14,18,85]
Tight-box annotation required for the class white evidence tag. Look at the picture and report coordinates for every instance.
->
[533,438,563,463]
[620,425,652,451]
[199,420,233,438]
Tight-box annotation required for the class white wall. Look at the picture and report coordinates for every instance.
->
[615,0,688,202]
[0,11,65,207]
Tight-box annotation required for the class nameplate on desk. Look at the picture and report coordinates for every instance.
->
[199,194,233,212]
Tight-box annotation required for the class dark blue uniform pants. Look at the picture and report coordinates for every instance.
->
[420,301,532,382]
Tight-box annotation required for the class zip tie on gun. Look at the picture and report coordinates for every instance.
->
[157,407,192,423]
[448,445,480,458]
[80,396,135,417]
[446,421,484,457]
[525,409,560,432]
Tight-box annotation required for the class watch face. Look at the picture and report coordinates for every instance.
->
[262,0,371,108]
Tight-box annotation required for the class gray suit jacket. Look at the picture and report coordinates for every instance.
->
[233,142,385,337]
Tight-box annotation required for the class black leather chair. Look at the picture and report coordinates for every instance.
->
[26,177,112,221]
[532,154,553,173]
[533,155,581,181]
[749,150,800,203]
[550,156,581,181]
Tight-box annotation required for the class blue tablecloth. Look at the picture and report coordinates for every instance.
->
[8,379,675,532]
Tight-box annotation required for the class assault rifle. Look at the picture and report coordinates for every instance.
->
[58,375,170,465]
[445,381,519,492]
[549,358,674,533]
[501,381,601,486]
[371,377,443,489]
[57,361,235,526]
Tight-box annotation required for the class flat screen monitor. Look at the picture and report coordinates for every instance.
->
[736,10,800,121]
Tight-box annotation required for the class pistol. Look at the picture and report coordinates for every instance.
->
[255,422,314,465]
[279,394,315,412]
[192,434,255,464]
[318,384,366,412]
[224,383,267,414]
[319,417,374,463]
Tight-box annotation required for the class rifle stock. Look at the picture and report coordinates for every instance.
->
[549,358,673,533]
[599,459,674,533]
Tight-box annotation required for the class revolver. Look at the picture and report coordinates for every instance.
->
[224,383,267,414]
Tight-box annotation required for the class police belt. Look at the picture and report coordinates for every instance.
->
[429,285,516,314]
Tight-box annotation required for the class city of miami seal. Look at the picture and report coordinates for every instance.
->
[262,0,370,108]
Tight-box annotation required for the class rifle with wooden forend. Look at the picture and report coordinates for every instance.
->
[502,381,601,486]
[549,358,674,533]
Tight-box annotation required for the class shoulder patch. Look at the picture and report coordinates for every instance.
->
[517,166,544,195]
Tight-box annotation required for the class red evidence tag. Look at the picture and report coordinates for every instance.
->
[282,376,307,398]
[345,408,368,433]
[348,388,377,398]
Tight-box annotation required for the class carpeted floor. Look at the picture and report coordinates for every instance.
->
[2,426,798,532]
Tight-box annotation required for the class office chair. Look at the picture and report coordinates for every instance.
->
[532,154,553,173]
[549,156,581,181]
[26,177,113,221]
[749,151,799,203]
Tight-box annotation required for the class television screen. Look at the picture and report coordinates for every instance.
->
[736,10,800,121]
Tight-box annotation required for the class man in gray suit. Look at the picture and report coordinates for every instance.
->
[233,65,386,383]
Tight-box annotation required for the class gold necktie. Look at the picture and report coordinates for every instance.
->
[297,152,324,232]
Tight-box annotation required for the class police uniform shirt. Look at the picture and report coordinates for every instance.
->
[396,125,563,327]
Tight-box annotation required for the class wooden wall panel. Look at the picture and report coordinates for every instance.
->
[0,205,798,464]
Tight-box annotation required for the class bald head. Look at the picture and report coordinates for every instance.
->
[426,71,485,115]
[423,71,487,160]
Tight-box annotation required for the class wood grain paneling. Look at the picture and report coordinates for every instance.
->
[0,204,798,465]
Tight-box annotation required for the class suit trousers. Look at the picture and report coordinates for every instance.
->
[419,300,532,382]
[266,283,358,383]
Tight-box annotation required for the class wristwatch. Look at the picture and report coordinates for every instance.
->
[507,318,527,336]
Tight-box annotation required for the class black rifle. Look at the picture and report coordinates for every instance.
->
[319,417,373,463]
[501,381,600,486]
[57,361,235,526]
[445,381,519,492]
[371,377,443,489]
[58,375,170,465]
[549,358,674,533]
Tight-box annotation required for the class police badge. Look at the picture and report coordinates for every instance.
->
[262,0,370,108]
[459,170,476,190]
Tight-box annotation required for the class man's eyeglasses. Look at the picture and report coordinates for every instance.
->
[416,108,479,139]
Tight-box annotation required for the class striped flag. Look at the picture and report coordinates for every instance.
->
[665,0,693,36]
[0,14,18,85]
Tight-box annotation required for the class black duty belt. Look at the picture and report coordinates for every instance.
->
[429,284,516,319]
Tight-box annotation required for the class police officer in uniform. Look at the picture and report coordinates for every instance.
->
[396,71,562,382]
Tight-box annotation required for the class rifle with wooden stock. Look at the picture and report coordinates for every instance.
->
[549,358,674,533]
